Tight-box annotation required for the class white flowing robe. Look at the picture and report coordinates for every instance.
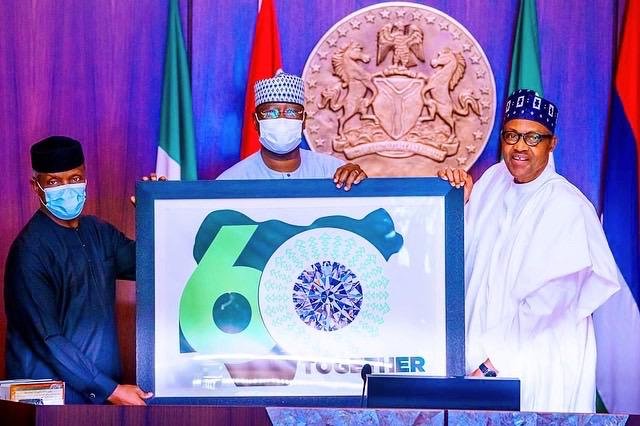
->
[465,161,620,413]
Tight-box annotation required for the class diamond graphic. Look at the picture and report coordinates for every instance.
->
[260,228,391,357]
[293,261,363,332]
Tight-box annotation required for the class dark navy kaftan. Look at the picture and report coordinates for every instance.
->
[4,210,135,404]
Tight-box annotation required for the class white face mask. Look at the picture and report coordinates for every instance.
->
[257,118,303,154]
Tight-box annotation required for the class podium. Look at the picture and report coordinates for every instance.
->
[366,375,520,411]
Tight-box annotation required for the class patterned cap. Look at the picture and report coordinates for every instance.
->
[504,89,558,133]
[254,70,305,107]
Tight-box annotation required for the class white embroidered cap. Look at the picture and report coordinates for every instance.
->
[254,70,305,107]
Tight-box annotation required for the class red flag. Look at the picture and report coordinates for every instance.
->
[240,0,282,159]
[597,0,640,413]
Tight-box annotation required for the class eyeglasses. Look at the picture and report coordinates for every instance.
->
[257,106,304,120]
[501,130,553,147]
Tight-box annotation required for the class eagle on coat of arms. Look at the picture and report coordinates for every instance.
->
[376,22,425,69]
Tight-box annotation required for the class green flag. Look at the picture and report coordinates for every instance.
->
[156,0,197,180]
[508,0,543,95]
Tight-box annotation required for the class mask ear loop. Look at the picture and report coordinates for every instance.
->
[33,178,44,192]
[33,178,48,208]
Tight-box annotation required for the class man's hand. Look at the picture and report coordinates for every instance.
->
[333,163,367,191]
[437,167,473,204]
[141,173,167,182]
[107,384,153,406]
[130,173,167,205]
[470,367,484,377]
[470,358,498,377]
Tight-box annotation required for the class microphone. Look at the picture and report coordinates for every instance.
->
[360,363,372,408]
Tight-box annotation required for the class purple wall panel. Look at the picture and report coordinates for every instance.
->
[191,0,255,179]
[0,0,626,386]
[537,1,617,205]
[0,0,168,380]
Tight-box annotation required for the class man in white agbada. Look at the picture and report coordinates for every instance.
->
[218,70,366,190]
[439,89,620,413]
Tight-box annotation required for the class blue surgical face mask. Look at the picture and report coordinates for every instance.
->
[37,181,87,220]
[257,118,303,154]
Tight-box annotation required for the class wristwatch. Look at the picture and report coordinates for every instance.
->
[478,362,497,377]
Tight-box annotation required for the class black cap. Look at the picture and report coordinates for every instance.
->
[31,136,85,173]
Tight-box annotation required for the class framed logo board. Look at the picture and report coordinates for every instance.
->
[135,178,464,405]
